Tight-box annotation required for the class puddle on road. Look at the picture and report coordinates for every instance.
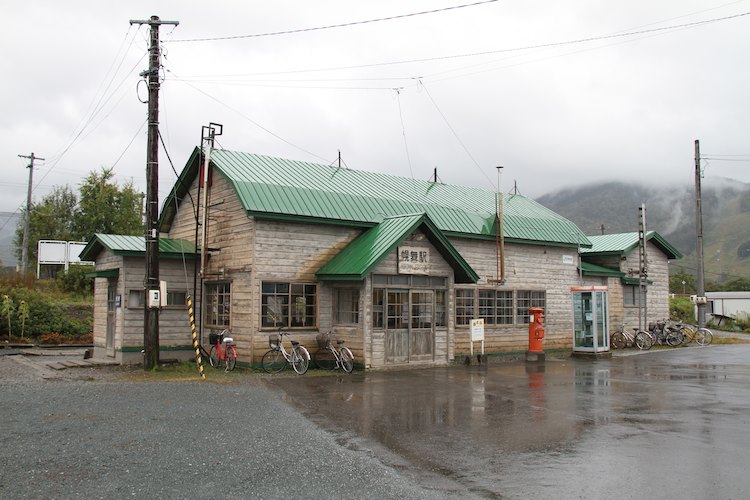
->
[266,347,750,498]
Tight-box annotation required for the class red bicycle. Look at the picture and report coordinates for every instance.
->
[209,329,237,372]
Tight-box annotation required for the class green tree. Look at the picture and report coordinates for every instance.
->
[14,185,78,271]
[718,278,750,291]
[14,169,144,273]
[74,168,143,240]
[669,270,696,295]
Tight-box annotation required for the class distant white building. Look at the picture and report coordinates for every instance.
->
[706,291,750,323]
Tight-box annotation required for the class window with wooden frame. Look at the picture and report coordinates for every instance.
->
[261,282,317,328]
[455,289,475,326]
[372,289,384,329]
[515,290,546,324]
[166,290,187,308]
[623,285,645,307]
[478,289,513,325]
[334,288,360,325]
[205,281,231,327]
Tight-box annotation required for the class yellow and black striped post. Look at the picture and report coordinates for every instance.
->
[187,295,206,380]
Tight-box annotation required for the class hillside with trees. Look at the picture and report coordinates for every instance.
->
[536,178,750,288]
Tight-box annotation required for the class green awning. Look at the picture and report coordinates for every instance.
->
[580,261,625,278]
[85,268,119,279]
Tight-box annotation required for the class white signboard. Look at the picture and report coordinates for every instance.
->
[68,242,90,264]
[38,240,67,264]
[562,255,575,265]
[398,246,430,275]
[471,319,485,341]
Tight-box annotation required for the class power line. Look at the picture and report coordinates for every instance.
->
[170,0,500,43]
[166,69,329,163]
[418,80,495,189]
[179,11,750,80]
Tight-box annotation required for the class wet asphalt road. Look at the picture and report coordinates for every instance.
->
[268,345,750,499]
[2,344,750,499]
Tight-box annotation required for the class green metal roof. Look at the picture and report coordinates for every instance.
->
[161,147,590,248]
[316,213,479,283]
[79,234,197,261]
[582,231,682,259]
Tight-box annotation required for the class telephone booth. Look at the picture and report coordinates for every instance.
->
[572,286,610,355]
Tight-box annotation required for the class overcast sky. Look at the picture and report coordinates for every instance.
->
[2,0,749,220]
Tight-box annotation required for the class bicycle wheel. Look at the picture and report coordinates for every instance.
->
[635,331,653,350]
[666,329,684,346]
[313,347,336,370]
[291,346,309,375]
[209,345,221,368]
[225,346,237,372]
[261,349,286,373]
[695,328,713,346]
[611,331,626,349]
[339,347,354,373]
[679,326,695,346]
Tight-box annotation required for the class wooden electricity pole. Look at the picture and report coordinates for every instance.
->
[130,15,179,370]
[18,152,44,274]
[694,139,706,327]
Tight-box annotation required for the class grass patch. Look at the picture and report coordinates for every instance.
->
[710,336,750,345]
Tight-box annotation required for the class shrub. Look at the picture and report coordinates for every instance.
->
[670,296,695,323]
[56,264,94,296]
[0,277,92,340]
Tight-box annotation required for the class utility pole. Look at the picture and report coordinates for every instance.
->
[18,153,44,274]
[694,139,706,327]
[130,15,179,370]
[638,204,648,331]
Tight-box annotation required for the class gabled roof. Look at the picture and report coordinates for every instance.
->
[160,147,590,249]
[316,213,479,283]
[79,234,196,261]
[581,231,682,259]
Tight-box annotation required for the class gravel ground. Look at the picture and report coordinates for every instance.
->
[0,355,441,499]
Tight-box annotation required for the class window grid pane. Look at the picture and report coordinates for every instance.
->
[334,289,360,325]
[516,290,546,324]
[455,289,474,326]
[205,282,231,327]
[262,282,317,328]
[372,289,384,329]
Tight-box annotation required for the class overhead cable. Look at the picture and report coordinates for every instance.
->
[170,0,499,42]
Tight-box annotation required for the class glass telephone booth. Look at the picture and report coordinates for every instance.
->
[572,286,610,354]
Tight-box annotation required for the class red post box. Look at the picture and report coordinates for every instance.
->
[528,307,545,353]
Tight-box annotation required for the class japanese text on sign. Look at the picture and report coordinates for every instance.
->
[398,246,430,275]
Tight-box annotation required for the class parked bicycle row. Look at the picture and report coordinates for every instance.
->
[611,320,713,351]
[203,328,354,375]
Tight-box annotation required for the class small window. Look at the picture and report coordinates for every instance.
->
[166,291,187,307]
[127,289,144,308]
[623,285,645,307]
[435,290,446,327]
[334,288,360,325]
[372,289,384,329]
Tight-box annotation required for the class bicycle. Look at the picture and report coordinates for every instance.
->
[674,322,714,346]
[261,329,310,375]
[611,325,653,350]
[209,329,237,372]
[313,331,355,373]
[648,320,683,347]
